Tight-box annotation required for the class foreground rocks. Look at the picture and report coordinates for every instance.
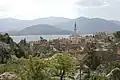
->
[0,72,18,80]
[0,42,11,63]
[106,68,120,80]
[0,33,27,60]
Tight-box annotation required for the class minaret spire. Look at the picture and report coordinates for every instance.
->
[74,21,77,34]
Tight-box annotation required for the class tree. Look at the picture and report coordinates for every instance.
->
[84,42,101,71]
[113,31,120,41]
[40,36,44,40]
[19,38,27,46]
[51,53,76,80]
[20,56,51,80]
[87,55,101,71]
[14,44,26,58]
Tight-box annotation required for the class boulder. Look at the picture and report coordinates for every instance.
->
[0,72,17,80]
[75,65,90,80]
[81,65,90,80]
[0,42,11,63]
[106,68,120,80]
[0,33,26,59]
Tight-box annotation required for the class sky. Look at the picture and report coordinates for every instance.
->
[0,0,120,20]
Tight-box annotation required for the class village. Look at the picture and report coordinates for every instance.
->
[0,22,120,79]
[16,23,120,79]
[24,22,119,61]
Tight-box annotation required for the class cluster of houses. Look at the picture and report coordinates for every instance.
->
[25,23,98,58]
[25,22,120,61]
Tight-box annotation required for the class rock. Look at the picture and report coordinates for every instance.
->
[0,33,14,46]
[81,65,90,80]
[0,72,18,80]
[75,65,90,80]
[0,33,27,59]
[106,68,120,80]
[95,64,107,76]
[0,42,11,63]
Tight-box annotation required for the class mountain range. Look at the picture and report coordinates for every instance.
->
[13,24,73,35]
[1,17,120,35]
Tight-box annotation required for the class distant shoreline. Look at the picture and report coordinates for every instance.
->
[11,34,93,43]
[11,35,69,43]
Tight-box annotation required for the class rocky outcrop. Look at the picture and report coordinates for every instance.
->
[75,65,90,80]
[0,33,26,59]
[0,42,11,63]
[0,72,18,80]
[0,33,15,52]
[0,33,14,47]
[81,65,90,80]
[106,68,120,80]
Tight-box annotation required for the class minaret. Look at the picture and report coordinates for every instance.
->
[74,21,77,35]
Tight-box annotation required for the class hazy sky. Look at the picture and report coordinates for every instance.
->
[0,0,120,20]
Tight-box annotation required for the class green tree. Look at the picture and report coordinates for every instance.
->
[113,31,120,42]
[114,31,120,38]
[14,44,26,58]
[20,56,51,80]
[51,53,76,80]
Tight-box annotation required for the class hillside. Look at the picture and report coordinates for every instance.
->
[55,17,120,33]
[0,17,71,32]
[12,24,73,35]
[32,17,71,25]
[1,17,120,34]
[0,18,30,31]
[110,20,120,26]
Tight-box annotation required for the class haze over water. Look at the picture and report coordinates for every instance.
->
[11,35,70,43]
[11,34,93,43]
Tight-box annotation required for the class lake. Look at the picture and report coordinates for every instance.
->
[11,35,70,43]
[11,34,92,43]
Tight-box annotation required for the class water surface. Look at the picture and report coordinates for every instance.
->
[11,35,69,43]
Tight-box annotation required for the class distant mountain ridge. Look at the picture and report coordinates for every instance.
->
[110,20,120,26]
[55,17,120,33]
[10,24,73,35]
[1,17,120,35]
[0,17,71,32]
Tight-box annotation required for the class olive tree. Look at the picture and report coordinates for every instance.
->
[50,53,76,80]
